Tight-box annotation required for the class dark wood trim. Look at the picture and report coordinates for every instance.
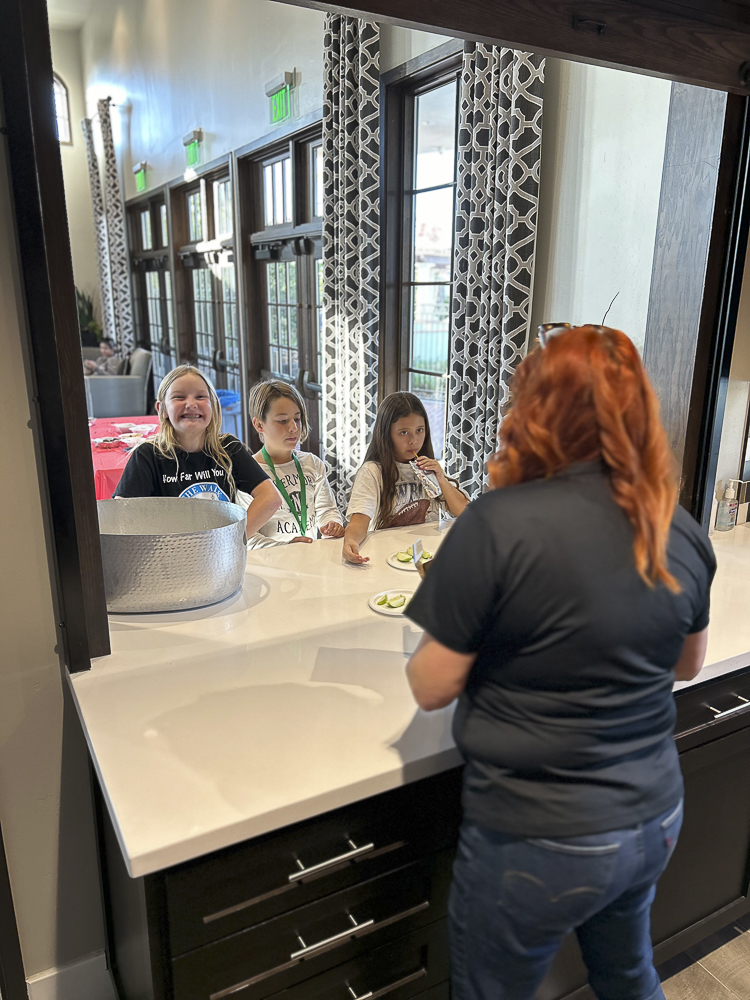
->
[234,109,324,159]
[380,38,464,87]
[0,822,26,1000]
[166,151,231,190]
[680,95,750,522]
[280,0,750,93]
[0,0,109,668]
[642,84,728,480]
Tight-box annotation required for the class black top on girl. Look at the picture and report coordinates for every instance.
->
[343,392,468,564]
[115,366,282,537]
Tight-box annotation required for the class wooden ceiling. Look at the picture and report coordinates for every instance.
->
[284,0,750,92]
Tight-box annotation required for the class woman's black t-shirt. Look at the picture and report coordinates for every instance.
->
[114,436,268,502]
[406,461,716,837]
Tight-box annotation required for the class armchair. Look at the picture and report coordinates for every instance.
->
[85,348,153,418]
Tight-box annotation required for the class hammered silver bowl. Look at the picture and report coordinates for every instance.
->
[97,498,247,613]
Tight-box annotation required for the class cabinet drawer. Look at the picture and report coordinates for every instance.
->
[171,851,453,1000]
[261,920,449,1000]
[166,767,462,955]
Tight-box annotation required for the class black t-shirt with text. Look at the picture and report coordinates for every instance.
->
[406,461,716,837]
[114,436,268,502]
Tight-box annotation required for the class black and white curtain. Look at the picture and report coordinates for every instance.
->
[321,14,380,510]
[82,98,135,355]
[444,44,545,497]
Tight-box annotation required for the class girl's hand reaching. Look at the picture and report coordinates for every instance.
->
[320,521,345,538]
[290,535,313,544]
[343,538,370,564]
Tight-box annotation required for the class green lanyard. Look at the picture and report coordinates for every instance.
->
[262,447,308,536]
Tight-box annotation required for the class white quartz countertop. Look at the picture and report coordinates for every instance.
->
[69,517,750,878]
[674,522,750,690]
[69,522,460,877]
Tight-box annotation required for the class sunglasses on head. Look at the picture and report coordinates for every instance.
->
[537,323,611,348]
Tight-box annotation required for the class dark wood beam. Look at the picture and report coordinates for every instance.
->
[0,0,109,666]
[643,84,728,475]
[279,0,750,93]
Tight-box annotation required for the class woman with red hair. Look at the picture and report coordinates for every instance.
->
[406,326,715,1000]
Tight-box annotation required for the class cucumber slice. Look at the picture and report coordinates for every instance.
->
[377,593,389,606]
[421,551,432,561]
[386,595,406,609]
[395,551,412,562]
[406,546,413,555]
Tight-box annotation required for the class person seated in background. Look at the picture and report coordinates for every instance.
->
[114,365,282,537]
[84,337,120,376]
[247,379,344,547]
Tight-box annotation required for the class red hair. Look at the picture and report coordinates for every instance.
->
[489,326,680,592]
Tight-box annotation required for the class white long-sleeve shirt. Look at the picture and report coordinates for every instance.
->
[243,451,343,548]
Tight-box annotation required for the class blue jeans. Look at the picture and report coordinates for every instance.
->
[449,800,683,1000]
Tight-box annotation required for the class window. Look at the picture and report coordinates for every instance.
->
[128,194,177,395]
[53,74,71,145]
[172,168,243,411]
[239,126,324,454]
[382,57,461,459]
[263,154,293,227]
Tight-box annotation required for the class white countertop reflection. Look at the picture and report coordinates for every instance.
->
[674,522,750,690]
[69,516,750,878]
[69,522,460,877]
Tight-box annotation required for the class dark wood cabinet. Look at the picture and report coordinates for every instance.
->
[98,670,750,1000]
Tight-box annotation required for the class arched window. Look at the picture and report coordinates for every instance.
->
[53,74,71,145]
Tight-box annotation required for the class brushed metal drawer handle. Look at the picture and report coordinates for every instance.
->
[289,840,376,882]
[209,901,430,1000]
[348,966,428,1000]
[291,913,375,960]
[705,694,750,719]
[203,839,403,925]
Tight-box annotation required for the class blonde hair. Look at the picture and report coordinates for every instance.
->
[248,379,309,443]
[154,366,238,500]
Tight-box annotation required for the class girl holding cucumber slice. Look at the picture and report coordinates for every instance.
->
[343,392,468,565]
[247,380,344,547]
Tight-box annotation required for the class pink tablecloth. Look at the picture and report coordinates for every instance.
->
[89,416,158,500]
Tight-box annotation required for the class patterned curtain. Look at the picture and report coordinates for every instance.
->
[98,98,135,354]
[82,118,115,344]
[81,100,135,355]
[321,15,380,510]
[444,44,545,497]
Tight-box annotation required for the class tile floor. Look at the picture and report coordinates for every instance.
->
[658,915,750,999]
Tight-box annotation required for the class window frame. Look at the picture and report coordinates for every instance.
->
[168,155,246,412]
[126,188,179,402]
[380,45,463,458]
[380,48,462,390]
[236,119,325,455]
[52,72,72,145]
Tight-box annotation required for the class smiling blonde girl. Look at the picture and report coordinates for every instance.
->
[115,366,281,536]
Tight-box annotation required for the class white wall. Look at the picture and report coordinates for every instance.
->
[530,58,672,352]
[0,102,105,977]
[77,0,453,198]
[380,23,452,73]
[50,28,99,308]
[81,0,327,195]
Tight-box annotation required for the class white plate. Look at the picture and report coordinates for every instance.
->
[368,590,415,616]
[386,550,434,572]
[387,552,418,572]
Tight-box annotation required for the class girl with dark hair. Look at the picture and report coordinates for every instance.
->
[343,391,468,564]
[405,326,716,1000]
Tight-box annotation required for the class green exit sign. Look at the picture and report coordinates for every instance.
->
[270,85,291,124]
[185,139,201,167]
[134,168,146,192]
